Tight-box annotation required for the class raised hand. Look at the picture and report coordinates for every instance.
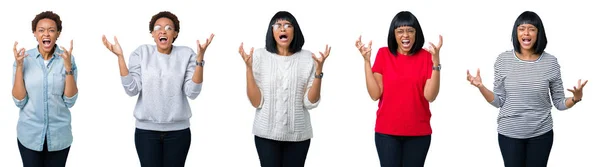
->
[196,33,215,60]
[312,44,331,72]
[13,41,28,66]
[102,35,123,57]
[238,42,254,67]
[355,35,372,62]
[59,40,74,69]
[467,68,483,88]
[426,35,443,64]
[567,79,588,101]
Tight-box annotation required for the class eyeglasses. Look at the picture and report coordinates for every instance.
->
[272,23,293,30]
[153,25,174,31]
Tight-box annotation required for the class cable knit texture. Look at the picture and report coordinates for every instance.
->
[251,48,320,142]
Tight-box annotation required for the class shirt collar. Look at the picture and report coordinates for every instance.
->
[34,44,62,59]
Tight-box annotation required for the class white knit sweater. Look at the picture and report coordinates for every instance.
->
[251,48,320,142]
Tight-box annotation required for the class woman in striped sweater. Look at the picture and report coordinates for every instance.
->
[467,11,588,167]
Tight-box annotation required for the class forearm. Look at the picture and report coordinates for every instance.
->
[118,55,129,76]
[364,61,381,100]
[424,68,440,102]
[565,97,578,108]
[64,74,78,97]
[478,85,495,103]
[246,67,262,108]
[307,70,322,103]
[192,65,203,84]
[12,66,26,99]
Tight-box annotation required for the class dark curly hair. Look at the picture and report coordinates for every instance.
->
[149,11,180,43]
[31,11,62,33]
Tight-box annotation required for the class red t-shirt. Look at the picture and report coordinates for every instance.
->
[372,47,433,136]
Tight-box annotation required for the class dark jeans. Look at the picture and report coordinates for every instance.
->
[498,130,554,167]
[375,132,431,167]
[18,137,70,167]
[135,128,191,167]
[254,136,311,167]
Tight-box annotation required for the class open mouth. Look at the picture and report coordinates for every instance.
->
[159,36,168,44]
[401,39,411,48]
[42,38,52,47]
[279,34,289,42]
[522,38,531,45]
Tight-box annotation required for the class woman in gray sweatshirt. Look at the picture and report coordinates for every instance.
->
[101,11,214,167]
[467,11,588,167]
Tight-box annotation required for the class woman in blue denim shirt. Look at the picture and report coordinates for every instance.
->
[12,11,78,167]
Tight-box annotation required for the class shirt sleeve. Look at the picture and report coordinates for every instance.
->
[63,55,78,108]
[490,55,506,108]
[121,47,143,96]
[12,61,28,109]
[252,50,265,108]
[549,59,568,110]
[303,61,320,110]
[183,50,202,100]
[371,47,386,75]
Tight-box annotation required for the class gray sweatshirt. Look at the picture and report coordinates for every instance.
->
[121,44,202,131]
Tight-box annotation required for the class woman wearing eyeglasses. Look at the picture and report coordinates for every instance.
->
[238,11,331,167]
[101,11,214,167]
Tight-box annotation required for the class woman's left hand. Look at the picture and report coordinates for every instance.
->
[312,44,331,73]
[197,33,215,61]
[568,79,588,101]
[60,40,73,70]
[426,35,443,64]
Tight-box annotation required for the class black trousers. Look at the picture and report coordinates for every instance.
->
[498,130,554,167]
[254,136,311,167]
[375,132,431,167]
[135,128,191,167]
[18,137,70,167]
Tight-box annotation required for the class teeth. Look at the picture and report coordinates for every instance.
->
[159,37,167,40]
[43,39,50,42]
[402,40,409,43]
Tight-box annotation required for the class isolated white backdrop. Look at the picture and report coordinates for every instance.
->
[1,0,598,166]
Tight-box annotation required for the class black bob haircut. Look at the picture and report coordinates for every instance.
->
[512,11,547,55]
[265,11,305,54]
[387,11,425,56]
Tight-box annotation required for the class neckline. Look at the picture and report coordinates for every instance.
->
[513,50,543,63]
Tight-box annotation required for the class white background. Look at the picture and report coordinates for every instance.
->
[1,0,598,166]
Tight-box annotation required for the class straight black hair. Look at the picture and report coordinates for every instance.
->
[265,11,305,54]
[387,11,425,56]
[512,11,547,54]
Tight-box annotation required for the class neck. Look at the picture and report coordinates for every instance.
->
[277,46,292,56]
[158,46,172,55]
[397,48,410,56]
[38,45,55,60]
[517,48,539,61]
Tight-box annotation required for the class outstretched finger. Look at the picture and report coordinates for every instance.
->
[580,80,588,88]
[69,40,74,53]
[204,33,215,47]
[312,53,318,62]
[437,35,444,48]
[476,68,481,77]
[368,40,372,49]
[113,36,120,45]
[13,41,18,54]
[249,47,254,57]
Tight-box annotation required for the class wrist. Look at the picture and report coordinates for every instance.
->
[572,97,582,103]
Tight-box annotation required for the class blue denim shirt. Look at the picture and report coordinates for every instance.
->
[12,45,78,152]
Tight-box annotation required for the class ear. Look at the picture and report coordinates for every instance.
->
[174,31,178,39]
[56,31,61,39]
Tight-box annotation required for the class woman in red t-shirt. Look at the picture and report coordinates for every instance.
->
[356,11,443,167]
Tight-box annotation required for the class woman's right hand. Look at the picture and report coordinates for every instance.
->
[102,35,123,57]
[467,69,483,88]
[13,41,28,67]
[355,35,372,62]
[239,42,254,68]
